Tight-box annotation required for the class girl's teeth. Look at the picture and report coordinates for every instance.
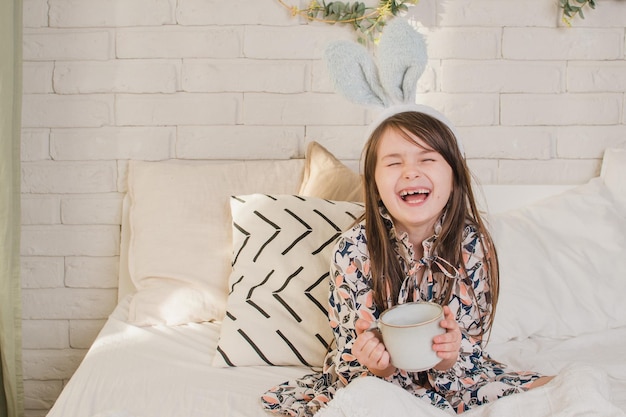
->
[400,190,429,201]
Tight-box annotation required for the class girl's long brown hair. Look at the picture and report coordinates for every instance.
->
[361,111,499,338]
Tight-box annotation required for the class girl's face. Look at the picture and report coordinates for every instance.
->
[374,127,453,243]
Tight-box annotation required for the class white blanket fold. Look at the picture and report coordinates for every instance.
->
[315,364,625,417]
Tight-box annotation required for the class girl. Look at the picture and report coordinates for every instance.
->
[261,109,552,417]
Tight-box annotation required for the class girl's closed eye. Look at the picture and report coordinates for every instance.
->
[382,157,402,167]
[420,151,439,163]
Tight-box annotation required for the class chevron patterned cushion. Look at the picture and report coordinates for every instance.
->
[213,194,364,367]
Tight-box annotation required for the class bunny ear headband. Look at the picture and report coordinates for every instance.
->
[324,18,464,155]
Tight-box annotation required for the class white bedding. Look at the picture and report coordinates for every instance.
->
[488,329,626,411]
[46,297,626,417]
[47,297,312,417]
[316,364,625,417]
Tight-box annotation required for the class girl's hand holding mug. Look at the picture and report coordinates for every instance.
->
[432,305,462,371]
[352,318,395,378]
[353,305,461,375]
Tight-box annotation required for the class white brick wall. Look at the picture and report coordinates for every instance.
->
[54,60,181,94]
[48,0,176,27]
[23,29,114,61]
[22,94,114,127]
[20,0,626,415]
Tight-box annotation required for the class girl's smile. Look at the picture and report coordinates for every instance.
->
[374,127,453,247]
[399,188,430,203]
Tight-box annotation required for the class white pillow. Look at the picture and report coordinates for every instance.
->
[213,194,364,367]
[601,147,626,210]
[126,160,304,326]
[489,177,626,343]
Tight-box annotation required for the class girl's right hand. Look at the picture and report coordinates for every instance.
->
[352,319,395,378]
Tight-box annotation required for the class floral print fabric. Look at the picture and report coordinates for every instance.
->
[261,214,542,416]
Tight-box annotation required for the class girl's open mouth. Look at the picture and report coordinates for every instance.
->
[400,189,430,203]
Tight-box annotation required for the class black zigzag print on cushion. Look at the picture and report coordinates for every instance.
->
[213,194,363,367]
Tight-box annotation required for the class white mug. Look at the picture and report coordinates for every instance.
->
[377,301,445,372]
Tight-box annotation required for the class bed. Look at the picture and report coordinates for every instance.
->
[46,142,626,417]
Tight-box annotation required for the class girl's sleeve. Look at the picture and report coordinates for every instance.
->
[427,225,494,394]
[327,230,378,385]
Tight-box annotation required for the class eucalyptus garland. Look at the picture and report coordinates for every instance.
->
[560,0,596,25]
[278,0,597,42]
[277,0,418,43]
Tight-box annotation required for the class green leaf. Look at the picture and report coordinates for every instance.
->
[563,4,573,15]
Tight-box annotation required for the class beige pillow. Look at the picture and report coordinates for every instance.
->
[298,141,363,202]
[126,159,304,326]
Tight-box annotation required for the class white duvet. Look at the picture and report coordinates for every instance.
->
[316,364,624,417]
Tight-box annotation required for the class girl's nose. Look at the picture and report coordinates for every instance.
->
[403,165,421,179]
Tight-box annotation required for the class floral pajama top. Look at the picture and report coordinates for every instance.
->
[261,212,542,417]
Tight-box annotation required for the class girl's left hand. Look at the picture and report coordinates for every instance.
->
[432,305,461,371]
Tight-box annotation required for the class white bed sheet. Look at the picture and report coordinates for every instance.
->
[47,296,626,417]
[46,297,312,417]
[487,327,626,411]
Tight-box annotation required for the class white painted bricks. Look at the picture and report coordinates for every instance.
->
[48,0,176,27]
[50,127,175,160]
[22,161,118,193]
[20,0,626,415]
[21,225,120,257]
[22,94,114,128]
[54,60,181,94]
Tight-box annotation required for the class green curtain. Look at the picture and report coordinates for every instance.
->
[0,0,24,416]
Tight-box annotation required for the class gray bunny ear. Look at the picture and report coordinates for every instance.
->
[377,18,428,104]
[324,40,389,108]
